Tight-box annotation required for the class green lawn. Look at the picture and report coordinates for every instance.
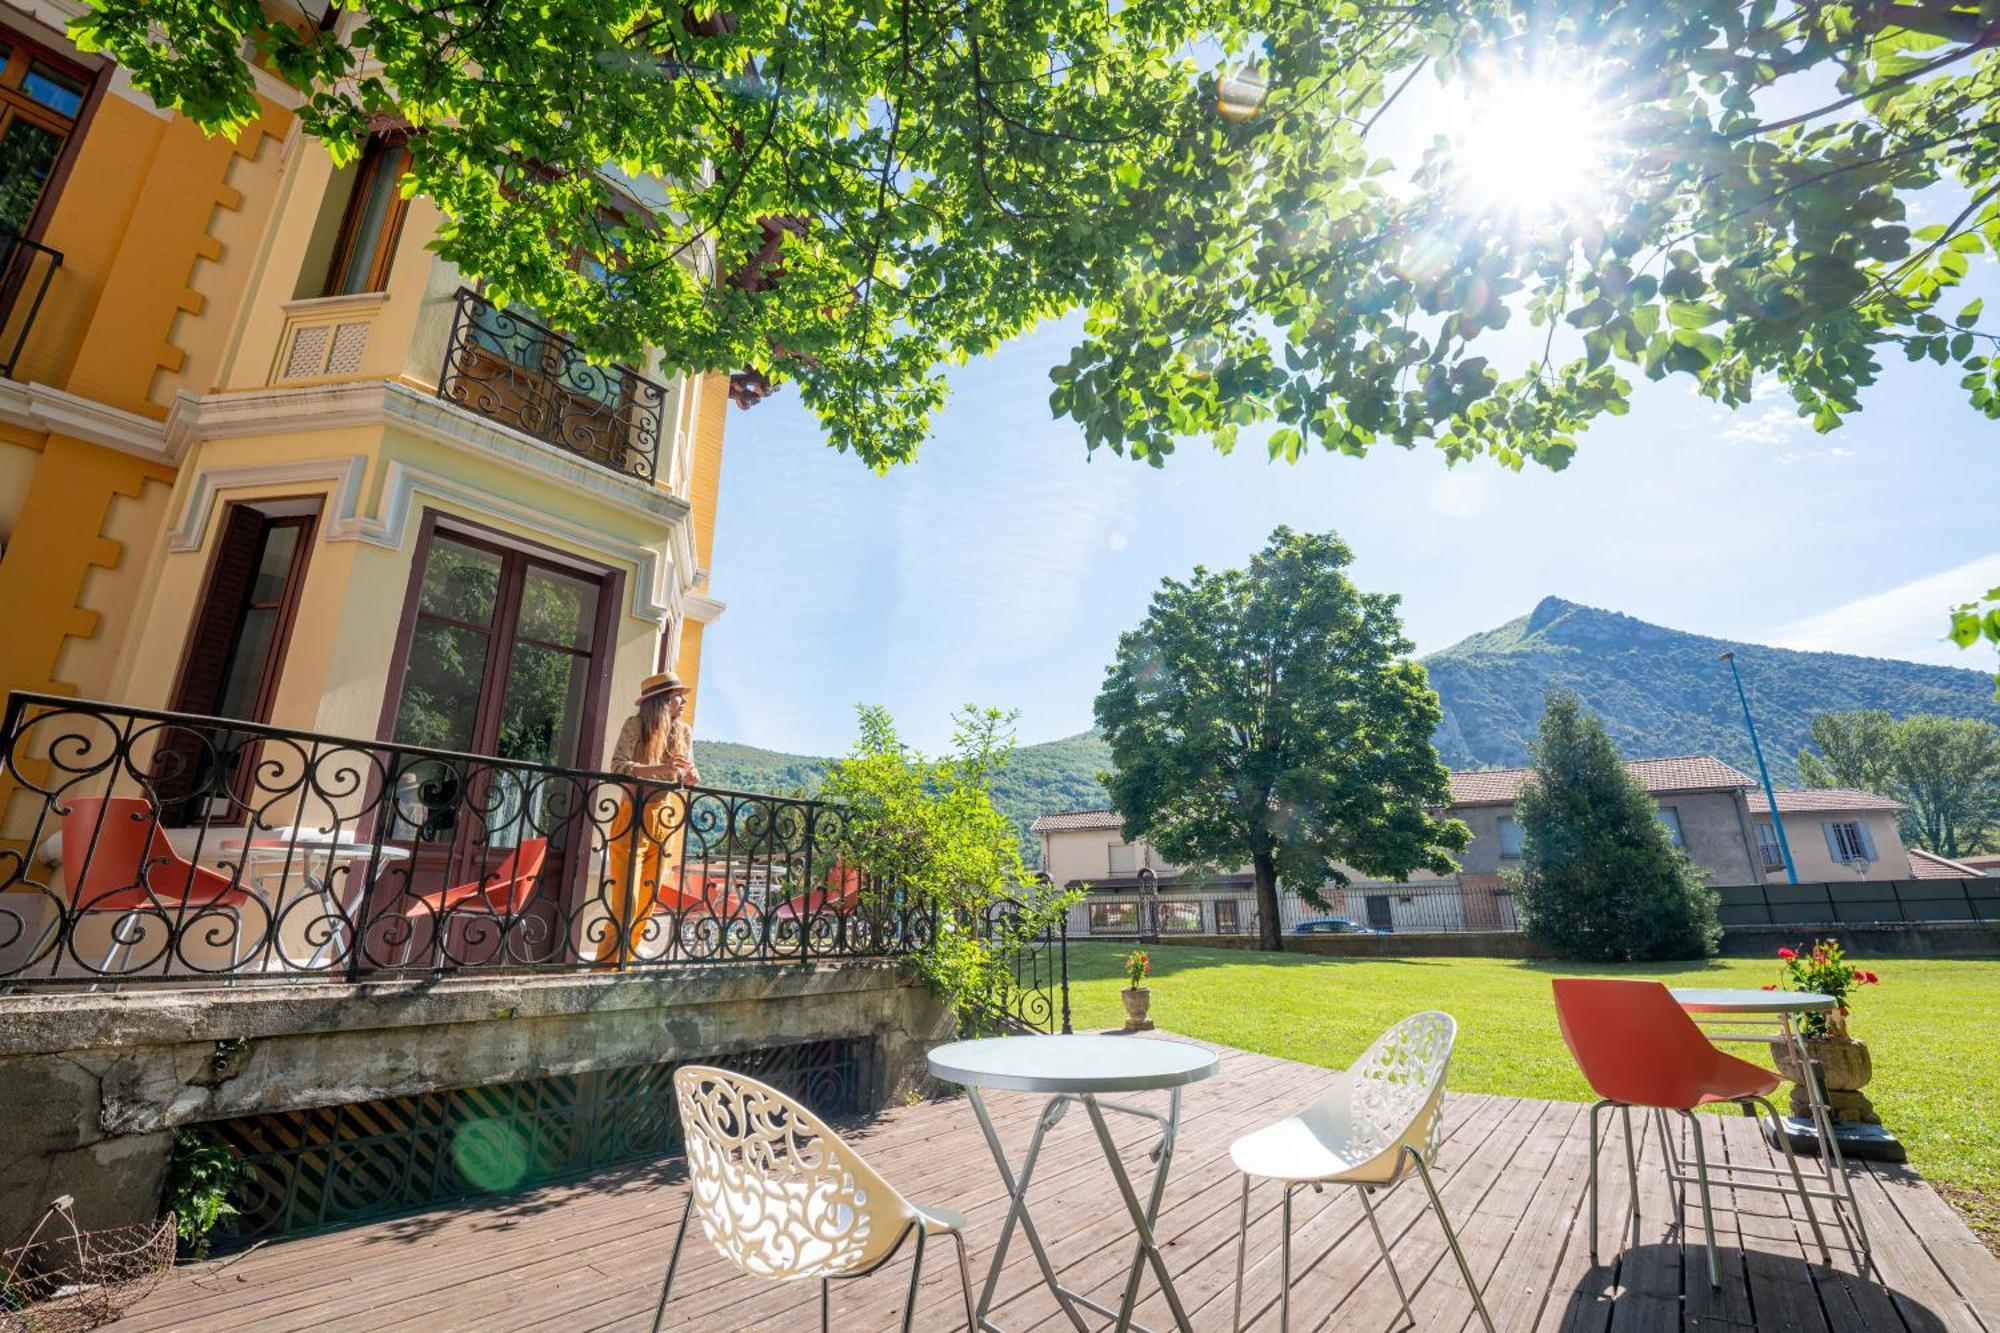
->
[1063,942,1999,1243]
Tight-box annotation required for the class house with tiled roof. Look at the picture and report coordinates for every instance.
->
[1907,848,1987,879]
[1035,754,1925,936]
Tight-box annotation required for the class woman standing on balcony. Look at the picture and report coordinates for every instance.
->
[594,672,701,966]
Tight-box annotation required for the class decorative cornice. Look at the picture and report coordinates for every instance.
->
[683,593,726,624]
[164,380,692,532]
[168,454,679,624]
[0,379,170,460]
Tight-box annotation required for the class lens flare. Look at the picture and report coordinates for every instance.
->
[1449,70,1609,221]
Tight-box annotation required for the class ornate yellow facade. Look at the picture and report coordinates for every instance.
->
[0,2,729,802]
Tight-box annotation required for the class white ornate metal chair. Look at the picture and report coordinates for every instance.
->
[1227,1011,1495,1332]
[653,1065,976,1333]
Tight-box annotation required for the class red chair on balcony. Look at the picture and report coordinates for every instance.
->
[771,862,863,922]
[382,838,549,968]
[1551,978,1831,1288]
[57,797,256,984]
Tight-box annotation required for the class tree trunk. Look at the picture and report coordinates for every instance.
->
[1253,851,1283,952]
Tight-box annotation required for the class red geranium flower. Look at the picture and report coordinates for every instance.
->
[1761,984,1777,991]
[1777,947,1797,960]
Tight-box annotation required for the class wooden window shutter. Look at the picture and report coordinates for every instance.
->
[172,506,268,715]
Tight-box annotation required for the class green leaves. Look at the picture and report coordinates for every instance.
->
[94,0,2000,471]
[1093,527,1467,949]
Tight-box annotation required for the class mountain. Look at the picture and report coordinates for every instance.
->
[694,731,1113,867]
[695,596,2000,860]
[1424,596,2000,780]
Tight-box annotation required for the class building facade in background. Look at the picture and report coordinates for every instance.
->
[0,0,728,825]
[1036,754,1963,937]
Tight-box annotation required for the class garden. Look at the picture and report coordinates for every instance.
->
[1065,940,2000,1251]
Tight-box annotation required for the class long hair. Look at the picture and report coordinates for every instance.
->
[635,693,675,768]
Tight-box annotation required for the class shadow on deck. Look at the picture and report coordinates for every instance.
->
[105,1038,1998,1331]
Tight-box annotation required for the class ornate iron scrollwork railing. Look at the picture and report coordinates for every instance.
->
[966,875,1073,1035]
[0,229,61,381]
[436,287,665,483]
[0,692,933,987]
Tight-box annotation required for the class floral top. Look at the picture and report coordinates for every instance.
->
[609,713,697,782]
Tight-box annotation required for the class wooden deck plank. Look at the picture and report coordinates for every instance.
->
[99,1038,2000,1333]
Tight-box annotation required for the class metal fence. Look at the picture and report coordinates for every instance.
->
[436,287,666,483]
[1068,881,1517,939]
[1715,878,2000,928]
[0,693,935,986]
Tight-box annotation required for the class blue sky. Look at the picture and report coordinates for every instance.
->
[695,304,2000,758]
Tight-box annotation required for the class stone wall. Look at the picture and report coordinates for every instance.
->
[0,961,953,1246]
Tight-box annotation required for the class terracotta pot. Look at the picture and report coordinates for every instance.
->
[1771,1034,1878,1124]
[1121,986,1153,1032]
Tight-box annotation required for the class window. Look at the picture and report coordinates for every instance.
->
[173,505,318,725]
[385,524,613,851]
[0,31,91,235]
[1107,841,1136,875]
[1755,821,1786,871]
[323,134,412,295]
[157,502,319,823]
[1213,899,1241,934]
[1656,805,1685,848]
[1157,900,1202,934]
[1826,820,1873,865]
[1497,815,1525,858]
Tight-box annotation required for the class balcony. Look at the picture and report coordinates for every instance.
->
[0,691,931,986]
[0,228,60,381]
[436,287,666,484]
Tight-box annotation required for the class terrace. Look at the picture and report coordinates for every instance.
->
[90,1036,2000,1333]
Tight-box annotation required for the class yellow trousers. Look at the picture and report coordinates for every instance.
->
[593,794,680,965]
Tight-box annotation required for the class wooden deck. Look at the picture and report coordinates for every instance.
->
[107,1038,1999,1332]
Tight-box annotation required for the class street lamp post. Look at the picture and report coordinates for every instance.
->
[1722,651,1798,885]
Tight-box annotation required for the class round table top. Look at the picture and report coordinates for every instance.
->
[220,834,410,860]
[1671,986,1835,1014]
[927,1034,1220,1094]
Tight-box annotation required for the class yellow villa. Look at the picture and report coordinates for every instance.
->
[0,1,743,978]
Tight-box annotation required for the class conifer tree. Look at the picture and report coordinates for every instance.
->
[1512,691,1721,961]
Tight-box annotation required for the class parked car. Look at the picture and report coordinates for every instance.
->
[1291,918,1384,936]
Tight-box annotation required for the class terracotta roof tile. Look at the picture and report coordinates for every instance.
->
[1744,787,1905,815]
[1447,755,1756,805]
[1028,809,1123,833]
[1908,848,1985,879]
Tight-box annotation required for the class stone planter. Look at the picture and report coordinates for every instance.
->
[1772,1034,1878,1124]
[1121,986,1154,1032]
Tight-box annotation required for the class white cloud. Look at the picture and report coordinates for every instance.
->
[1427,470,1488,517]
[1774,554,2000,667]
[1723,405,1805,446]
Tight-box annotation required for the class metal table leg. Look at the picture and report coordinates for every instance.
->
[1782,1013,1872,1266]
[967,1086,1190,1333]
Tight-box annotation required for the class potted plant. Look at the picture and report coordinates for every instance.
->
[1765,938,1882,1123]
[1121,949,1154,1032]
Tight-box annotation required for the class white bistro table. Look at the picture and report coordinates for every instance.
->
[1669,987,1870,1263]
[927,1034,1219,1333]
[217,830,409,971]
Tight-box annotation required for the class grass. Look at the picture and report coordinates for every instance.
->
[1063,942,2000,1249]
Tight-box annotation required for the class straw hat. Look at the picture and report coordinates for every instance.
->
[636,671,691,705]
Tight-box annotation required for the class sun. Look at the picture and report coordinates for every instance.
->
[1449,70,1610,221]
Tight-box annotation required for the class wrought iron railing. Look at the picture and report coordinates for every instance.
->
[0,230,60,381]
[0,693,934,987]
[969,880,1073,1035]
[436,287,665,483]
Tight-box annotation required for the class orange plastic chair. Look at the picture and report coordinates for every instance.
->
[383,837,548,967]
[57,797,255,982]
[1552,978,1828,1286]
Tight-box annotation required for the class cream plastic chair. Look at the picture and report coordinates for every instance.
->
[652,1065,976,1333]
[1228,1011,1495,1332]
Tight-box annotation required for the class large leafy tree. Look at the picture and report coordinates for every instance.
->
[1799,708,2000,856]
[1511,691,1721,961]
[1093,527,1467,952]
[85,1,2000,475]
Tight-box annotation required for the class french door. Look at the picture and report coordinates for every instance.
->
[382,522,615,939]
